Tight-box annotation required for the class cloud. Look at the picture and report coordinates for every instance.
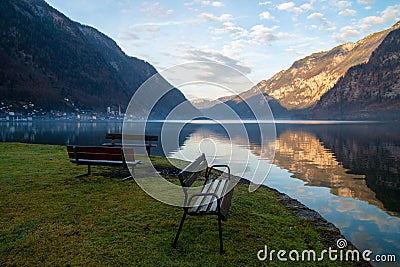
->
[222,40,245,58]
[334,1,352,9]
[332,25,361,42]
[249,24,280,44]
[381,4,400,21]
[300,3,314,11]
[198,13,233,22]
[357,0,375,4]
[339,8,356,16]
[210,1,224,7]
[361,16,385,24]
[259,11,274,20]
[360,4,400,25]
[142,25,161,32]
[277,2,295,10]
[119,32,140,41]
[258,1,272,6]
[181,48,252,74]
[213,21,287,46]
[307,12,325,20]
[307,12,336,31]
[213,21,248,37]
[276,1,310,14]
[188,0,224,7]
[140,2,173,18]
[198,13,219,22]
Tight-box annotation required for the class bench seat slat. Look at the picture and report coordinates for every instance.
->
[199,179,221,212]
[209,179,227,212]
[191,180,212,212]
[70,159,141,166]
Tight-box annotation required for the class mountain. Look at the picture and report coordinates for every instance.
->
[312,23,400,120]
[256,23,398,111]
[201,21,400,120]
[198,84,290,120]
[0,0,195,118]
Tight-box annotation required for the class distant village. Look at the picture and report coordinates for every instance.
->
[0,101,126,122]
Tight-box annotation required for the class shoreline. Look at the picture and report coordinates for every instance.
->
[157,165,371,266]
[239,179,373,267]
[1,143,374,266]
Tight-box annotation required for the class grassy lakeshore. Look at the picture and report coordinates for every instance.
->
[0,143,360,266]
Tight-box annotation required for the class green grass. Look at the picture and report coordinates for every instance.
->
[0,143,358,266]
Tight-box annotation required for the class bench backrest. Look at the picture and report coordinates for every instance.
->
[105,133,158,144]
[67,146,124,161]
[178,153,208,187]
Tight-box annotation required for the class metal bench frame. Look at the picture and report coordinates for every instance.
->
[103,133,158,156]
[172,153,234,254]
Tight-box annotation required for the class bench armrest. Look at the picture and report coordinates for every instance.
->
[187,192,220,206]
[206,165,231,180]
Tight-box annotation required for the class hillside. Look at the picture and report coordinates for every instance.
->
[256,24,397,111]
[312,24,400,120]
[200,21,400,120]
[0,0,194,118]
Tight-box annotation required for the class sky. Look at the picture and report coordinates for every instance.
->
[45,0,400,100]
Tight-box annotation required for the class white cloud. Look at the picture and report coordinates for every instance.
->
[276,1,303,14]
[361,16,385,24]
[258,1,272,6]
[198,13,232,22]
[381,4,400,22]
[339,8,356,16]
[360,5,400,26]
[307,12,325,20]
[142,25,161,32]
[259,11,274,20]
[249,24,280,44]
[181,47,251,74]
[213,21,248,37]
[140,2,173,18]
[277,2,295,10]
[219,13,233,21]
[120,32,140,40]
[332,25,361,42]
[334,1,352,9]
[197,0,224,7]
[300,3,314,11]
[211,1,224,7]
[307,12,336,31]
[198,13,219,21]
[357,0,375,4]
[222,40,245,58]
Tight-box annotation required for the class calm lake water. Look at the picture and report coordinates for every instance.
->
[1,120,399,264]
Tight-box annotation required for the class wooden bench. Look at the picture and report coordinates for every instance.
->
[172,153,235,254]
[66,145,141,180]
[103,133,158,156]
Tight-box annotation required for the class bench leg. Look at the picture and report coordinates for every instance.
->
[218,214,224,254]
[122,166,134,181]
[75,165,91,178]
[173,210,187,248]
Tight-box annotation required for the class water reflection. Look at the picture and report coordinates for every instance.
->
[271,129,386,212]
[0,121,123,146]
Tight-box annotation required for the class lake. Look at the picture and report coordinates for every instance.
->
[1,120,399,264]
